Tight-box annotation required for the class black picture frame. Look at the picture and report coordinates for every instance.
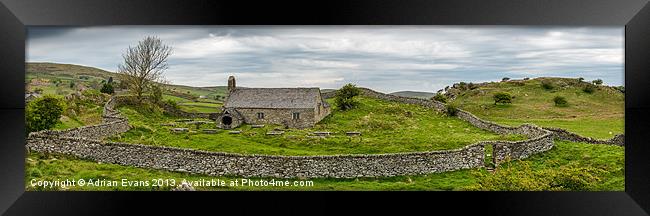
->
[1,0,649,215]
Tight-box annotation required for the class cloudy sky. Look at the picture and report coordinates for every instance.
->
[27,26,623,93]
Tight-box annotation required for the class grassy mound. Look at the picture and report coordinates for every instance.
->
[108,96,525,156]
[450,77,624,139]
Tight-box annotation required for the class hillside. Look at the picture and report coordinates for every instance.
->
[26,62,228,100]
[28,62,117,79]
[390,91,435,99]
[448,77,624,139]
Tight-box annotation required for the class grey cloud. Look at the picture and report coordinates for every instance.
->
[27,26,623,93]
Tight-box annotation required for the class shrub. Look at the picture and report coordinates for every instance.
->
[334,83,361,110]
[583,84,597,94]
[445,104,458,116]
[577,77,584,83]
[100,83,114,94]
[493,92,512,105]
[592,79,603,85]
[541,80,554,90]
[26,95,66,133]
[432,93,447,103]
[151,85,163,103]
[553,96,568,107]
[502,77,510,82]
[523,77,530,80]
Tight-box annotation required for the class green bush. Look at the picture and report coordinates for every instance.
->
[151,85,163,103]
[334,83,361,110]
[553,96,568,107]
[583,84,597,94]
[100,83,114,94]
[445,104,458,116]
[493,92,513,105]
[26,95,66,133]
[432,93,447,103]
[541,80,554,90]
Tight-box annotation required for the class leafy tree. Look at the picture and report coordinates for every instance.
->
[108,76,114,84]
[577,77,584,82]
[553,96,568,107]
[493,92,513,105]
[592,79,603,85]
[100,83,114,94]
[334,83,361,110]
[502,77,510,82]
[117,36,172,98]
[583,84,597,94]
[26,95,65,133]
[523,77,530,80]
[432,93,447,103]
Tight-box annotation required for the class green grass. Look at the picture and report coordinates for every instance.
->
[25,140,623,191]
[50,96,105,130]
[109,96,526,156]
[452,78,624,139]
[162,94,191,103]
[178,102,222,113]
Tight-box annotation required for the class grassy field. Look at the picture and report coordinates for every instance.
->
[450,77,624,139]
[25,140,624,191]
[177,102,222,113]
[108,96,526,156]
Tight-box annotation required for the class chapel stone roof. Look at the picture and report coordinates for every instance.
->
[224,87,328,109]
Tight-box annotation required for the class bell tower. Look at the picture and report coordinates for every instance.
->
[228,76,236,92]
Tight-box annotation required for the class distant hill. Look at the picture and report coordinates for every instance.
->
[321,89,337,93]
[389,91,435,99]
[26,62,229,98]
[28,62,117,80]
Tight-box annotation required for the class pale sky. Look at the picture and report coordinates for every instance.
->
[27,26,624,93]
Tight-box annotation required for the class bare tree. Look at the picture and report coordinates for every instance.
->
[117,36,172,98]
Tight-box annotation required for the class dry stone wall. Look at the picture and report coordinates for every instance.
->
[27,135,486,178]
[543,127,624,146]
